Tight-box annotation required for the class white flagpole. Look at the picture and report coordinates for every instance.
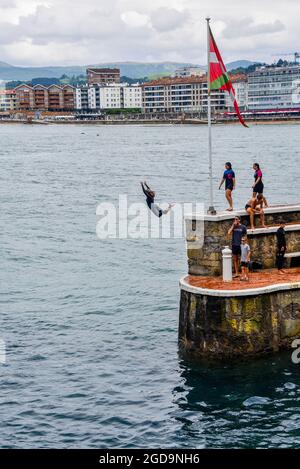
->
[206,17,216,215]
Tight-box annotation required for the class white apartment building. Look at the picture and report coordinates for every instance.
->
[76,86,100,110]
[248,65,300,110]
[224,76,248,110]
[0,89,17,112]
[142,77,226,113]
[76,87,88,110]
[88,87,97,109]
[123,85,142,109]
[75,83,142,111]
[99,85,121,109]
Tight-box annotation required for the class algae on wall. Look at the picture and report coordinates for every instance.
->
[179,287,300,358]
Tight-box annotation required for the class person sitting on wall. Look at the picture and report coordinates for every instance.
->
[240,236,251,281]
[245,194,267,229]
[141,181,173,218]
[276,221,287,274]
[228,216,247,278]
[219,162,236,212]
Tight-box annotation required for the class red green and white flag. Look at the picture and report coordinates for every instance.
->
[209,26,248,127]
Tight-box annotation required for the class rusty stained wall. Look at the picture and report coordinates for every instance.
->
[179,287,300,358]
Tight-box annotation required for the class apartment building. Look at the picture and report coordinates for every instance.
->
[86,68,120,86]
[76,87,90,110]
[14,84,76,111]
[99,85,121,109]
[224,75,248,110]
[75,84,142,111]
[248,64,300,110]
[15,84,35,110]
[122,85,142,109]
[0,89,17,112]
[142,76,226,113]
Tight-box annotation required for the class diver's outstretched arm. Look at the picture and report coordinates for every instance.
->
[140,182,148,197]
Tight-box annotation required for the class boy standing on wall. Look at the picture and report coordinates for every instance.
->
[240,236,251,281]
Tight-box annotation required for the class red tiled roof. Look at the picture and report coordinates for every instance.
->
[0,89,16,94]
[142,76,206,87]
[142,73,247,87]
[231,73,248,83]
[14,84,75,91]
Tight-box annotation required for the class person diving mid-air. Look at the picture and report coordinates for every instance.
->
[141,181,174,217]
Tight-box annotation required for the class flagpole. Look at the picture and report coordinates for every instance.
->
[206,17,216,215]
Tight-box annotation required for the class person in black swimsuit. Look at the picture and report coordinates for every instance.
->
[252,163,268,207]
[141,181,173,217]
[276,221,287,274]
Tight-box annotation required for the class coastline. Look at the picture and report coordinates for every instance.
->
[1,118,300,125]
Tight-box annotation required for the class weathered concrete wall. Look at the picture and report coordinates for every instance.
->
[248,230,300,269]
[179,287,300,359]
[187,218,231,276]
[186,206,300,276]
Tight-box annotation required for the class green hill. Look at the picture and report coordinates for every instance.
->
[0,60,257,82]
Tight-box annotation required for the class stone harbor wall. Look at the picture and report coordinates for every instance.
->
[248,229,300,270]
[186,205,300,276]
[179,285,300,359]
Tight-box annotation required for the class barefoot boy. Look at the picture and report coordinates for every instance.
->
[240,236,251,281]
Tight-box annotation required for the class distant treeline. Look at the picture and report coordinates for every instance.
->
[4,60,293,89]
[5,75,147,89]
[5,74,86,89]
[229,60,293,75]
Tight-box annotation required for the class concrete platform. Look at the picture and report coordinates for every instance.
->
[179,267,300,358]
[185,203,300,222]
[180,267,300,297]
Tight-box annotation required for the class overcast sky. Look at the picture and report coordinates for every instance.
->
[0,0,299,66]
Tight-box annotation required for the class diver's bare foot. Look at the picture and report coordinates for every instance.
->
[226,208,233,211]
[262,225,267,229]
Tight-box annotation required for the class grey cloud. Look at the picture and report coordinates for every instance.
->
[0,1,16,8]
[15,5,126,44]
[222,17,285,39]
[0,0,297,67]
[0,22,18,44]
[150,7,188,32]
